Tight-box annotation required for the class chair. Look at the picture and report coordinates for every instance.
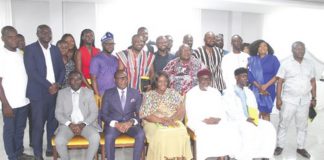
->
[99,133,145,159]
[184,115,197,160]
[51,135,98,160]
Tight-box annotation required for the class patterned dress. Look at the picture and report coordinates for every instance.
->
[62,59,75,88]
[117,49,155,91]
[163,57,204,95]
[140,88,193,160]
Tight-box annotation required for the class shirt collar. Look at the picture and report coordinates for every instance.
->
[38,40,51,50]
[117,87,127,94]
[71,88,81,94]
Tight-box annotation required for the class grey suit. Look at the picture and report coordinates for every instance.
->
[55,87,100,160]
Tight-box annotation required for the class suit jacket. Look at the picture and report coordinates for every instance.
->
[24,41,65,100]
[55,87,99,129]
[101,87,142,128]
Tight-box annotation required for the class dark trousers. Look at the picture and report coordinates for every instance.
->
[31,95,58,157]
[27,104,33,146]
[105,125,145,160]
[2,104,29,160]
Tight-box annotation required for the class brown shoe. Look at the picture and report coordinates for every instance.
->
[297,149,311,159]
[274,147,283,156]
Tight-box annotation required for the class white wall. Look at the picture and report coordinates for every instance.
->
[11,0,50,44]
[263,7,324,78]
[201,9,263,51]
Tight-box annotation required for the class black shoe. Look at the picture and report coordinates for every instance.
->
[45,150,53,157]
[297,149,311,159]
[274,147,283,156]
[34,156,44,160]
[18,153,34,160]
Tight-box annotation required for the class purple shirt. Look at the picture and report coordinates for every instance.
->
[90,52,118,96]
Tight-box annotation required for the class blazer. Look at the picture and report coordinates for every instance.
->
[101,87,142,127]
[24,41,65,100]
[55,87,99,129]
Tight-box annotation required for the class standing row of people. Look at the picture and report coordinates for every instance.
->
[1,24,317,160]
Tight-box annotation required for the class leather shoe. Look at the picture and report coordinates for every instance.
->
[274,147,283,156]
[45,150,53,157]
[297,149,311,159]
[18,153,34,160]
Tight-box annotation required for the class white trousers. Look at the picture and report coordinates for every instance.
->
[277,101,310,149]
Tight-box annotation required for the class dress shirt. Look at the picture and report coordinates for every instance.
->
[65,89,85,126]
[109,87,138,127]
[39,41,55,83]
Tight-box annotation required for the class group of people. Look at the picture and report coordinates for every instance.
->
[0,24,317,160]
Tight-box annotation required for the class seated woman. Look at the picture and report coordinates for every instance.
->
[140,72,193,160]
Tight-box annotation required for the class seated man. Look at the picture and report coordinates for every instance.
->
[224,67,276,160]
[101,70,145,160]
[55,71,100,160]
[186,69,240,160]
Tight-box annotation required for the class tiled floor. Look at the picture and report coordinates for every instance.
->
[1,108,323,160]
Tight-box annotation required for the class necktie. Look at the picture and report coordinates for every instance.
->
[121,90,126,110]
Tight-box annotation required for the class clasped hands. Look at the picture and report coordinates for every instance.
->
[115,120,134,133]
[69,123,86,135]
[48,83,60,95]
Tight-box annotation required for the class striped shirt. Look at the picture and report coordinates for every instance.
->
[117,49,155,91]
[193,46,226,90]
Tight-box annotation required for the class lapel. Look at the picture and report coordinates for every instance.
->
[113,88,124,114]
[78,88,86,117]
[123,88,132,113]
[35,42,47,72]
[65,88,73,115]
[50,46,56,75]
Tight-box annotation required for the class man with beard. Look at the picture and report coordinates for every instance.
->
[222,35,249,90]
[193,31,226,93]
[215,33,229,55]
[153,36,175,74]
[117,34,155,91]
[90,32,118,97]
[24,24,65,160]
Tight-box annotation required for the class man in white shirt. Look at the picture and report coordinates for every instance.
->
[222,35,249,89]
[274,42,316,159]
[186,69,239,160]
[224,67,276,160]
[55,71,100,160]
[0,26,33,160]
[24,24,65,160]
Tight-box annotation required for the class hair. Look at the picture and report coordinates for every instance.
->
[17,33,25,39]
[61,33,78,52]
[68,70,82,79]
[56,39,67,47]
[152,71,170,90]
[1,26,17,36]
[36,24,50,33]
[79,29,95,48]
[234,67,248,76]
[249,39,274,56]
[292,41,305,49]
[231,34,243,42]
[114,70,127,79]
[241,43,250,50]
[137,27,147,34]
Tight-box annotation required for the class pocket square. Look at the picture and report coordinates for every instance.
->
[130,98,136,103]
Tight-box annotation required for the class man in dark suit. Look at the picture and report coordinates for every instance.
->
[24,24,65,160]
[101,70,145,160]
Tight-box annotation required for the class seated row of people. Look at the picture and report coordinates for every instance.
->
[54,68,276,160]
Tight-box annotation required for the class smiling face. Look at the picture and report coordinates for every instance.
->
[115,71,128,90]
[102,39,115,54]
[156,74,168,93]
[64,35,76,50]
[292,42,305,60]
[132,35,145,52]
[258,42,268,56]
[37,26,52,44]
[204,32,216,48]
[2,28,18,51]
[69,72,82,91]
[198,75,211,91]
[58,41,69,57]
[156,36,168,52]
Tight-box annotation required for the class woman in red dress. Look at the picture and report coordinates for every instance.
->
[75,29,100,88]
